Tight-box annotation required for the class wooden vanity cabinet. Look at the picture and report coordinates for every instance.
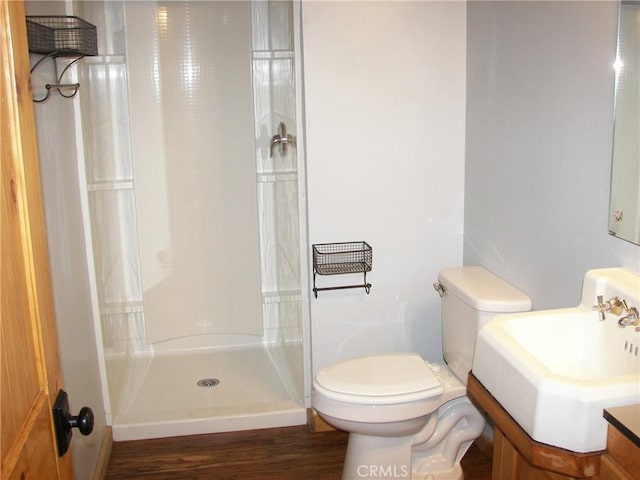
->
[600,456,634,480]
[600,407,640,480]
[467,373,602,480]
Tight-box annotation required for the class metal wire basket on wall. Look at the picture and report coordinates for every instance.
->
[26,15,98,56]
[312,242,372,297]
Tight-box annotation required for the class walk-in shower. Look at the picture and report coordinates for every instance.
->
[76,0,308,440]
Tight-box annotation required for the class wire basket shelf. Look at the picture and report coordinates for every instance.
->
[312,242,372,297]
[26,16,98,57]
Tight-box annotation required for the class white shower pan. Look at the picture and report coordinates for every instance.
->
[109,344,306,441]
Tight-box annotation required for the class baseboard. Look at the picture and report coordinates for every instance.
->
[92,426,113,480]
[306,408,336,433]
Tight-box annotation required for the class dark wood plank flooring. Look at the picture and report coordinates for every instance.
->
[106,426,492,479]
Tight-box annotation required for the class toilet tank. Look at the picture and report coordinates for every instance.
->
[437,266,531,384]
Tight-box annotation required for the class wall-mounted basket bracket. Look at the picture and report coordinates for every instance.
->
[29,53,84,102]
[312,242,372,298]
[26,16,98,103]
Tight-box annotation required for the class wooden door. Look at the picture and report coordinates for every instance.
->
[1,0,73,478]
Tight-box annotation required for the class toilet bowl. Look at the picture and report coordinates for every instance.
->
[312,267,532,480]
[313,354,480,480]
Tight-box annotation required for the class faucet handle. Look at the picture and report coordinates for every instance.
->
[621,298,630,312]
[593,295,607,321]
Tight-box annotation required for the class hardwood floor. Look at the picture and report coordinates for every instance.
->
[106,426,492,479]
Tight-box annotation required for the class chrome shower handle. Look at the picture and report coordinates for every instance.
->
[270,136,282,157]
[269,122,296,157]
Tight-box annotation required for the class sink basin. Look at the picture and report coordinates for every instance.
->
[472,268,640,453]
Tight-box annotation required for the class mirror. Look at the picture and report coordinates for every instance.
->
[609,0,640,245]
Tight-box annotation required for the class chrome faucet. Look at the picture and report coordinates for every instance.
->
[269,122,296,158]
[608,296,627,315]
[593,295,628,320]
[595,295,640,330]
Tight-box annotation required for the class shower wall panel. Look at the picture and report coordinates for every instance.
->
[252,1,300,346]
[251,1,304,399]
[80,56,148,359]
[124,1,263,343]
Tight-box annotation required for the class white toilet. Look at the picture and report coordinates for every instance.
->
[312,266,531,480]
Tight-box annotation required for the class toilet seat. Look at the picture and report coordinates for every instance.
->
[314,353,443,405]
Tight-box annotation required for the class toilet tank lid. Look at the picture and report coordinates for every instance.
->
[438,266,531,312]
[315,353,442,397]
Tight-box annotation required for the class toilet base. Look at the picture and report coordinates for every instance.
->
[341,455,463,480]
[342,433,414,480]
[339,432,466,480]
[341,438,464,480]
[337,395,483,480]
[341,441,464,480]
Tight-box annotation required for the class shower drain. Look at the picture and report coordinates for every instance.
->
[197,378,220,388]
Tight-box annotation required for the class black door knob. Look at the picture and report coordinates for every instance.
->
[52,390,95,456]
[68,406,94,436]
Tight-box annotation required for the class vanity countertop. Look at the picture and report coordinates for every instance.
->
[603,404,640,447]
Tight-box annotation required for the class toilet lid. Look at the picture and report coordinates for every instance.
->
[315,353,441,397]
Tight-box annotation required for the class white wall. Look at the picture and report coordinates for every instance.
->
[465,1,639,309]
[26,1,107,478]
[302,1,467,372]
[34,96,107,480]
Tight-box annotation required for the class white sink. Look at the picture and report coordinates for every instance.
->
[473,268,640,453]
